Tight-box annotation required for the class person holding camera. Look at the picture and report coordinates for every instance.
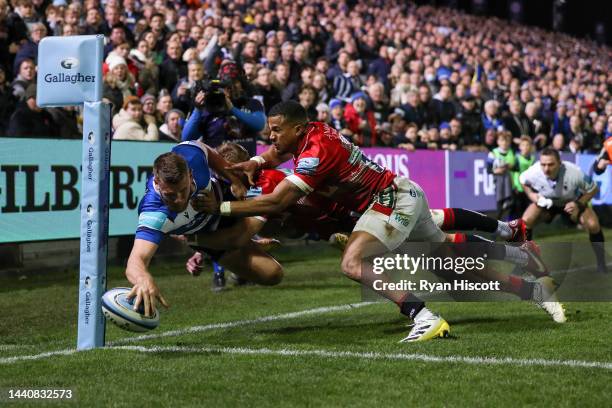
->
[171,59,205,114]
[181,61,265,156]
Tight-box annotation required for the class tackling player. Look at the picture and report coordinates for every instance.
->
[520,148,607,274]
[194,102,563,342]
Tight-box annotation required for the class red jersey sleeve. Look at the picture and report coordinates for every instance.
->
[286,132,337,194]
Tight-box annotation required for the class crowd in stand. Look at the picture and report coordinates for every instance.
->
[0,0,611,155]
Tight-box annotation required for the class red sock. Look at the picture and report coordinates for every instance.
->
[452,233,467,243]
[442,208,455,230]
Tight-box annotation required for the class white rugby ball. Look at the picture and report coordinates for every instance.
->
[101,287,160,332]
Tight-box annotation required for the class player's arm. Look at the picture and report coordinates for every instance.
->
[193,217,266,250]
[201,142,247,199]
[125,238,169,317]
[576,180,598,207]
[521,183,540,204]
[199,178,305,216]
[228,146,293,185]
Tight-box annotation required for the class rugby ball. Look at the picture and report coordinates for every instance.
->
[101,287,160,332]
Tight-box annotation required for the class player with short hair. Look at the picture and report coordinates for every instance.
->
[520,148,607,273]
[194,101,564,342]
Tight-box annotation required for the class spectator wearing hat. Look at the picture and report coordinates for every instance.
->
[159,109,184,142]
[11,58,35,101]
[182,61,265,156]
[439,122,458,151]
[112,95,158,141]
[315,103,330,124]
[103,55,136,115]
[7,84,59,138]
[140,93,163,126]
[344,91,377,147]
[329,98,348,134]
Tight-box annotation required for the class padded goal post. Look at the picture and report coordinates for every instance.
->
[37,35,111,350]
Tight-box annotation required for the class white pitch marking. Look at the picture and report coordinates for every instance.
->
[0,302,375,364]
[109,344,612,371]
[108,302,374,345]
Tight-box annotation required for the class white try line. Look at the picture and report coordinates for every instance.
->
[108,344,612,371]
[0,302,375,365]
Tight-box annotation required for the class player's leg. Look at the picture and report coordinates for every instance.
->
[345,179,449,342]
[218,241,284,285]
[431,208,526,242]
[522,203,550,240]
[580,208,607,273]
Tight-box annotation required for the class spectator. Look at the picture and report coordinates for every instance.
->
[11,58,35,101]
[329,99,347,134]
[13,21,45,73]
[487,131,515,219]
[112,96,158,141]
[512,136,535,216]
[252,67,281,113]
[432,85,456,124]
[504,99,532,141]
[159,109,184,142]
[332,59,362,103]
[102,55,135,115]
[315,102,330,124]
[159,40,186,94]
[172,59,205,114]
[298,84,318,121]
[7,84,58,138]
[182,61,265,155]
[344,91,377,147]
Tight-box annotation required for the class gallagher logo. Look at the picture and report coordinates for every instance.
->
[60,57,79,70]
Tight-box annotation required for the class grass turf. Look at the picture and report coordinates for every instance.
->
[1,229,611,407]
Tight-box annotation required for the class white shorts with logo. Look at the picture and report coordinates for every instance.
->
[353,177,446,251]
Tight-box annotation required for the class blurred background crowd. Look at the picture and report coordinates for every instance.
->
[0,0,610,155]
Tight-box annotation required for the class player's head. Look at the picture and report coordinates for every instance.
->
[153,152,192,212]
[216,142,250,164]
[539,147,561,179]
[267,101,308,155]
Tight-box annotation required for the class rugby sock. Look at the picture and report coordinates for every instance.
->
[397,293,425,320]
[213,262,225,277]
[526,228,533,240]
[589,230,607,272]
[507,275,536,300]
[496,221,513,239]
[447,208,498,232]
[505,245,529,267]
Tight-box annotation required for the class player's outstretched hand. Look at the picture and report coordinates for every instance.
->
[226,160,259,186]
[127,275,169,317]
[186,252,204,276]
[191,189,220,214]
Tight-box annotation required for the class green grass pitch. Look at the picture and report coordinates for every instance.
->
[1,229,611,407]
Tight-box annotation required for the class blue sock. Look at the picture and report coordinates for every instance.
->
[213,262,225,277]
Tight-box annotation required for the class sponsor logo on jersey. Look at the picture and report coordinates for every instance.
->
[296,157,320,176]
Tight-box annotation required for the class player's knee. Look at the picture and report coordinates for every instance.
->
[260,264,284,286]
[341,255,361,281]
[584,215,600,233]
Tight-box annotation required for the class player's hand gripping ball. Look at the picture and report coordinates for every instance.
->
[101,287,160,332]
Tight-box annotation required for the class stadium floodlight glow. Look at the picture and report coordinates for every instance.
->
[36,35,111,350]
